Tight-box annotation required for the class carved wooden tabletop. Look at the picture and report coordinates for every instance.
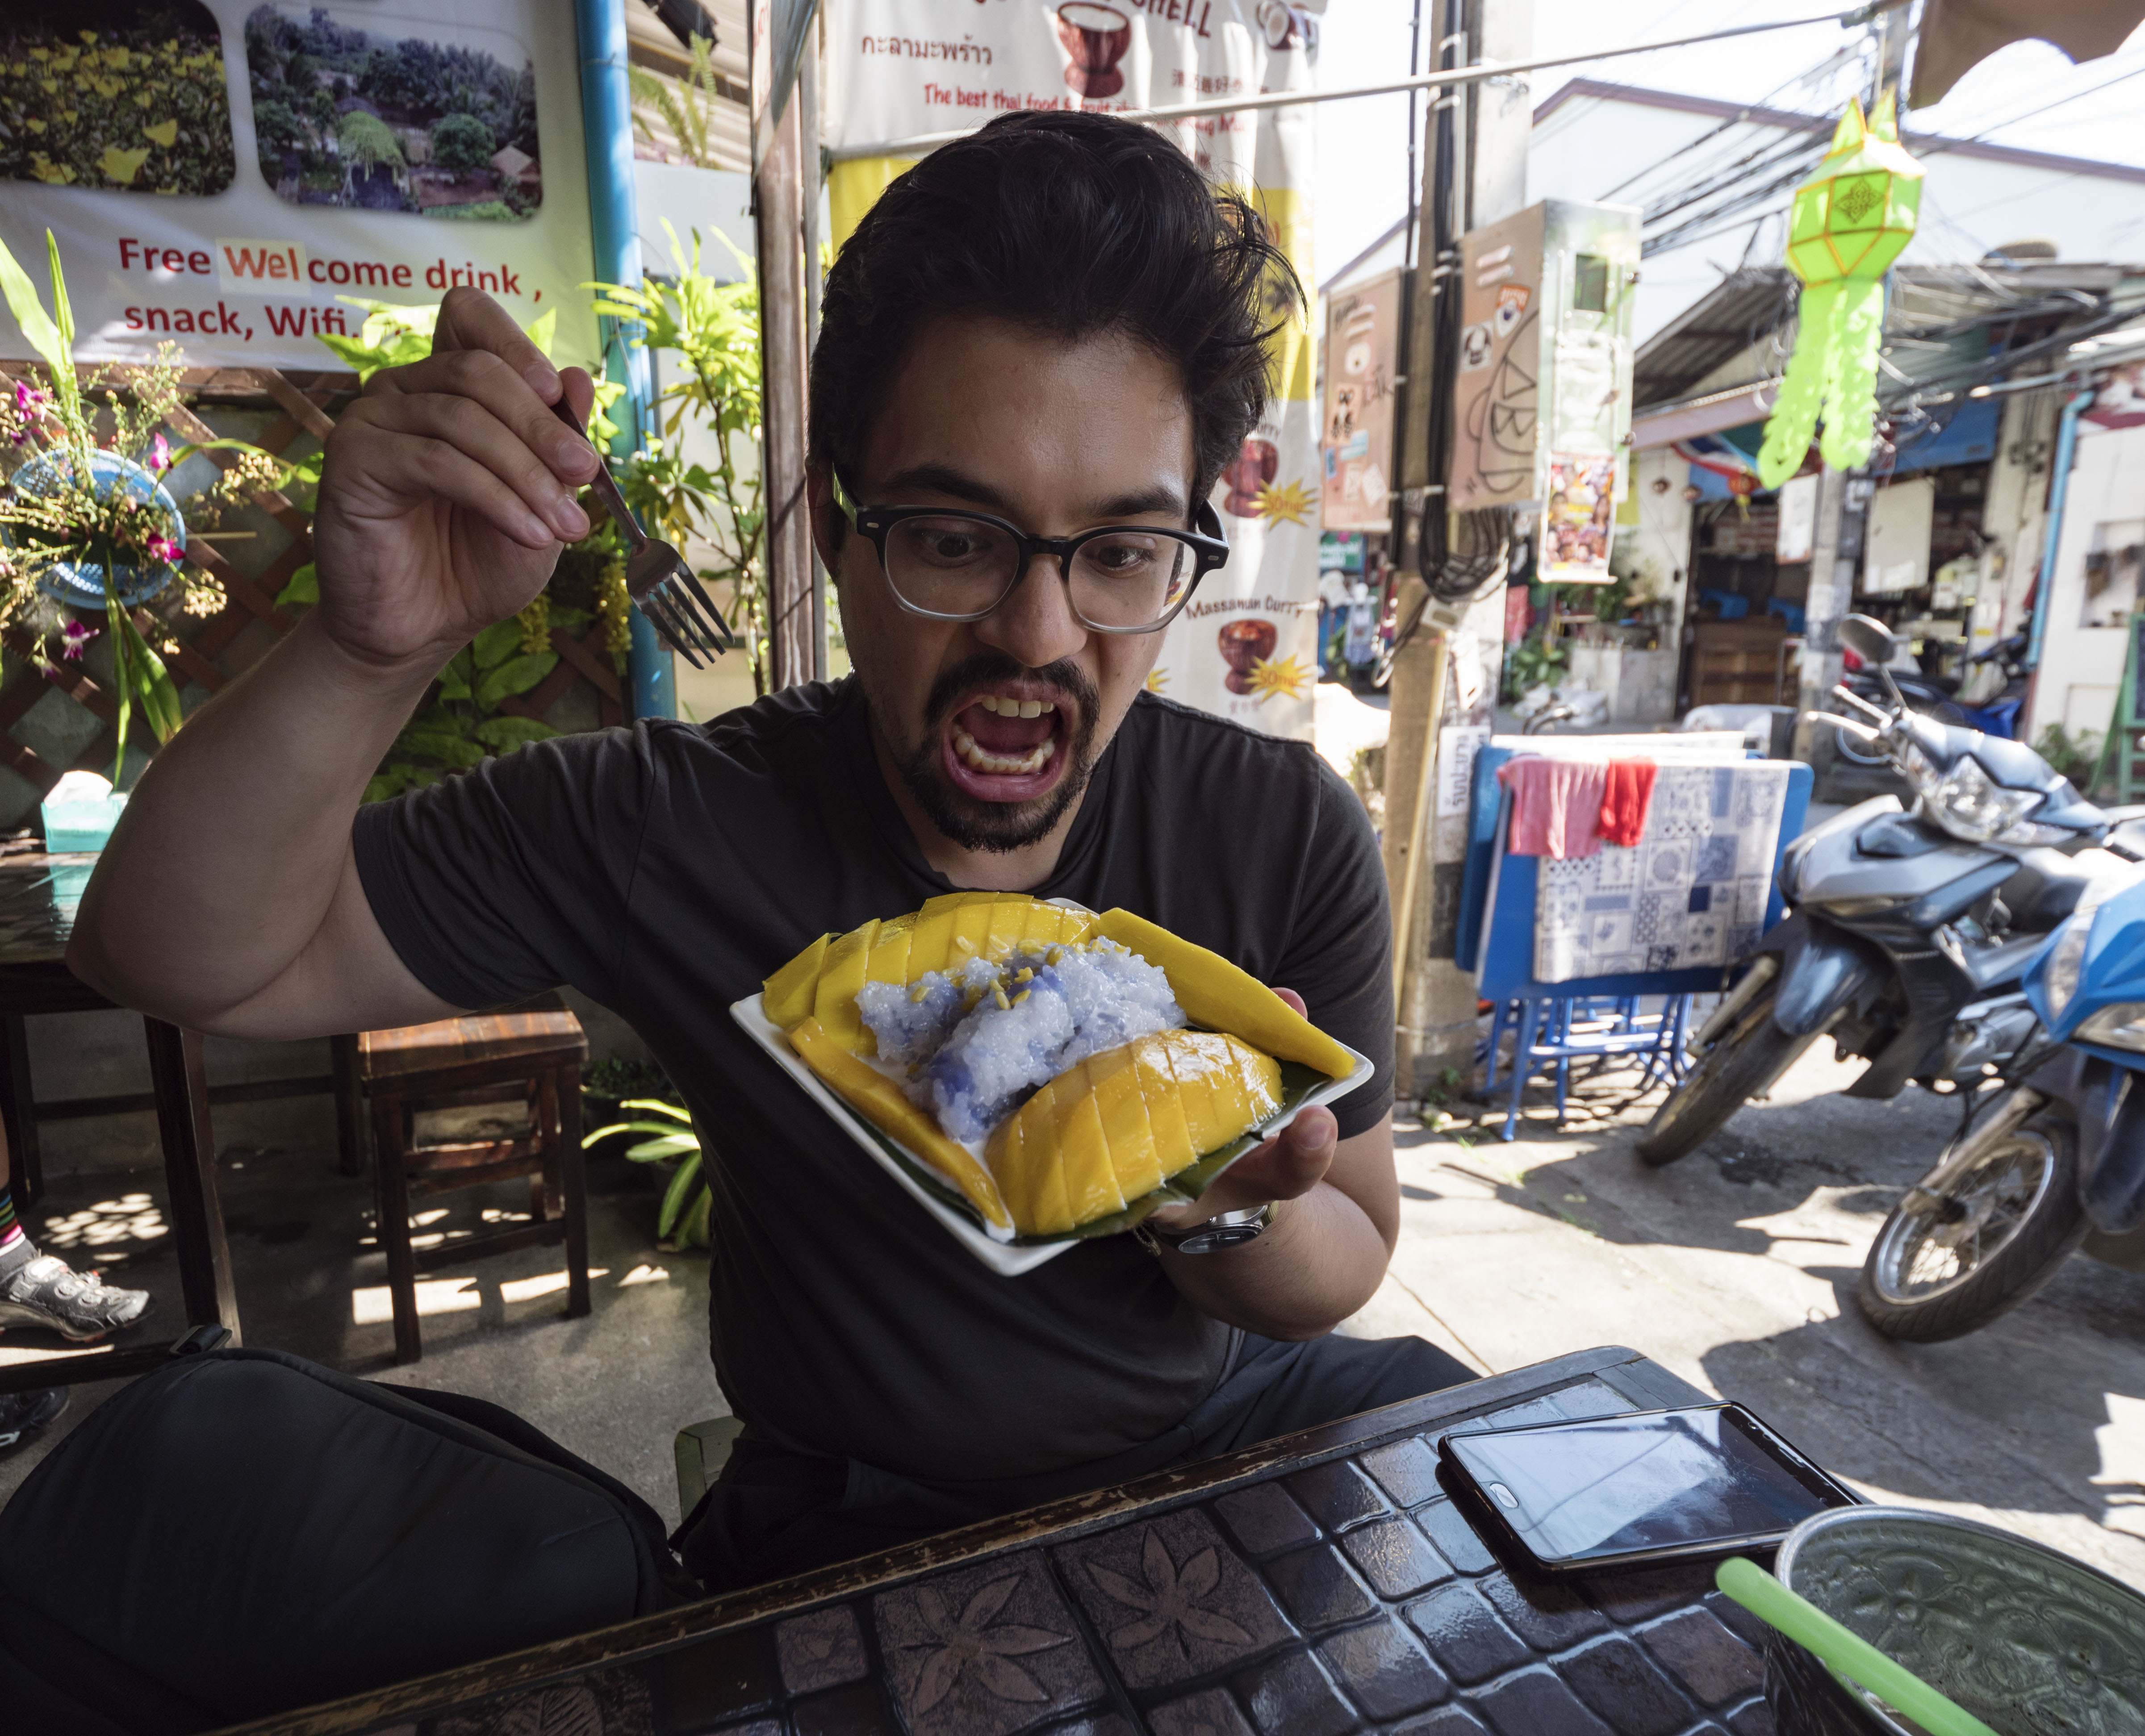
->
[220,1345,1782,1736]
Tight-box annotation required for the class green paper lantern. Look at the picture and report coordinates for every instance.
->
[1756,93,1924,489]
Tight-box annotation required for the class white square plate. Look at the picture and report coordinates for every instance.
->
[731,993,1375,1276]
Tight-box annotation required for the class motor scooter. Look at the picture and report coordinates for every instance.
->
[1637,613,2128,1165]
[1857,861,2145,1341]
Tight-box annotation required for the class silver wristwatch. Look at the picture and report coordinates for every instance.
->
[1153,1202,1273,1255]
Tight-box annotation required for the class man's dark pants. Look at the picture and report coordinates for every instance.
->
[683,1331,1473,1591]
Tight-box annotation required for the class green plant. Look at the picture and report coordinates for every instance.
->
[2036,722,2103,792]
[337,109,405,172]
[429,112,494,172]
[630,33,730,170]
[590,223,767,689]
[585,1097,711,1250]
[1501,636,1568,704]
[0,231,284,779]
[362,615,565,801]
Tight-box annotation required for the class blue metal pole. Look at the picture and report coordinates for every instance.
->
[574,0,673,722]
[2027,386,2095,677]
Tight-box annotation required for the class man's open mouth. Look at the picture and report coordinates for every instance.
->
[942,689,1070,803]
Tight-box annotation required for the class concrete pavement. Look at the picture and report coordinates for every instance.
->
[1342,1042,2145,1591]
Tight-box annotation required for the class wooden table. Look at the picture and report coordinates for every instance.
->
[216,1346,1788,1736]
[0,854,240,1392]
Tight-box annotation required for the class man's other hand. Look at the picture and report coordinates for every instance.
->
[312,288,598,673]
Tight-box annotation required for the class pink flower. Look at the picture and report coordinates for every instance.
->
[12,381,46,417]
[144,534,184,566]
[60,621,98,662]
[148,434,172,473]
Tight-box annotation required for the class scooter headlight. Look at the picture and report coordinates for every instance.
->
[1925,755,2042,843]
[2042,923,2091,1023]
[2077,1002,2145,1052]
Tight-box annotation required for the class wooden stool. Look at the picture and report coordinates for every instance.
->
[350,994,590,1364]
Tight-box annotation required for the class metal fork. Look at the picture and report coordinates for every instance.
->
[548,396,729,667]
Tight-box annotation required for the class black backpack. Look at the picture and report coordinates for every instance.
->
[0,1346,696,1734]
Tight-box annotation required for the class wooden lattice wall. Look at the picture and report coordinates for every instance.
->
[0,363,628,830]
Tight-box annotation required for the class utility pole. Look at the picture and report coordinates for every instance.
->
[1383,0,1533,1098]
[753,4,817,690]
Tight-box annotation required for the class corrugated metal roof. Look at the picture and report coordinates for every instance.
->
[1632,269,1794,409]
[1634,262,2145,413]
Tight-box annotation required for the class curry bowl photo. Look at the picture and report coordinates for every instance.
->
[732,891,1371,1274]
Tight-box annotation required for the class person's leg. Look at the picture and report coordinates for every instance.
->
[0,1117,150,1343]
[1186,1332,1476,1461]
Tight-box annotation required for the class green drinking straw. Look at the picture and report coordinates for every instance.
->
[1715,1556,2004,1736]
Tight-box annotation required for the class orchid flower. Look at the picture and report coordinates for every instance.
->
[144,533,184,566]
[148,433,171,473]
[60,620,98,662]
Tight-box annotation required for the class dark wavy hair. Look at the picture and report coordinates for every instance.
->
[808,110,1300,517]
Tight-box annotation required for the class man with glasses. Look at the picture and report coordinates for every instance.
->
[70,111,1472,1591]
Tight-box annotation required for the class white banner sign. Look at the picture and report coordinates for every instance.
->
[824,0,1325,740]
[0,0,600,371]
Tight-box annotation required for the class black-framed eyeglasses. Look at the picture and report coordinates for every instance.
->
[829,467,1229,635]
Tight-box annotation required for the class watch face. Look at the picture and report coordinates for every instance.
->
[1171,1209,1271,1254]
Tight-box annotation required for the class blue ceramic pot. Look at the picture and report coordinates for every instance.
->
[9,448,184,609]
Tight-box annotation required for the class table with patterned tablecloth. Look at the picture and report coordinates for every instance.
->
[218,1345,1790,1736]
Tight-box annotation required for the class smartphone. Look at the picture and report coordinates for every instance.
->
[1437,1402,1860,1575]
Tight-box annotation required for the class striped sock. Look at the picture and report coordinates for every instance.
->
[0,1185,22,1252]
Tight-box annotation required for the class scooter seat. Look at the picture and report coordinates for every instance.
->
[2003,847,2112,932]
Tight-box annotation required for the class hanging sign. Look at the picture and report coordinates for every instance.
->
[0,0,600,372]
[1321,267,1401,533]
[823,0,1327,742]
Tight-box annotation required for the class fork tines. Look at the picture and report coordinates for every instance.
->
[635,563,730,668]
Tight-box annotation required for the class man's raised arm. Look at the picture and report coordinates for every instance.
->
[67,290,599,1040]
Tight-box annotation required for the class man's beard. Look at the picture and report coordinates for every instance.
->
[884,652,1103,855]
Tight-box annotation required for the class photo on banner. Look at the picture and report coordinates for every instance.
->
[3,2,236,197]
[0,0,598,373]
[242,6,540,221]
[822,0,1328,742]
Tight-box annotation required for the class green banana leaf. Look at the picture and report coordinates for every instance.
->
[658,1151,704,1239]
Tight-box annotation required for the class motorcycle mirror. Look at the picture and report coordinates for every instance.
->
[1837,614,1898,665]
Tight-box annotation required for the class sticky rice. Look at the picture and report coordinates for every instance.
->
[856,941,1185,1144]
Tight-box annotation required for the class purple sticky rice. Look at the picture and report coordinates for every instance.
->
[855,943,1184,1144]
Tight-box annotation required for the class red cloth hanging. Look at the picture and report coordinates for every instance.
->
[1598,759,1659,847]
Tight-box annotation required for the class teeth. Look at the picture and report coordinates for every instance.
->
[1018,699,1041,718]
[974,694,1059,716]
[952,729,1058,776]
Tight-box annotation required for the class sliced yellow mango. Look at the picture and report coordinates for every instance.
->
[1091,1043,1162,1200]
[811,920,878,1052]
[1055,1089,1127,1228]
[763,933,832,1028]
[863,920,913,991]
[1095,909,1355,1079]
[786,1018,1012,1232]
[984,1030,1282,1237]
[762,895,1102,1047]
[907,896,962,980]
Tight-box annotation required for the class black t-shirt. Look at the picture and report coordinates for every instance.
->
[353,679,1392,1485]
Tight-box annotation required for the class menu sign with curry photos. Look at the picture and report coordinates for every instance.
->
[825,0,1330,742]
[0,0,600,372]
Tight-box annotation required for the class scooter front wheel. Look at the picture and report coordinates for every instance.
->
[1634,990,1819,1166]
[1857,1115,2087,1342]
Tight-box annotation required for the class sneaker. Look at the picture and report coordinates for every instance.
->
[0,1249,151,1342]
[0,1388,65,1456]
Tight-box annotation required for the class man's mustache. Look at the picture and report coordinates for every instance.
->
[924,655,1100,728]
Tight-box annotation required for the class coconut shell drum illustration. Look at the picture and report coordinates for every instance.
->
[1218,619,1278,693]
[1221,438,1279,518]
[1056,4,1132,97]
